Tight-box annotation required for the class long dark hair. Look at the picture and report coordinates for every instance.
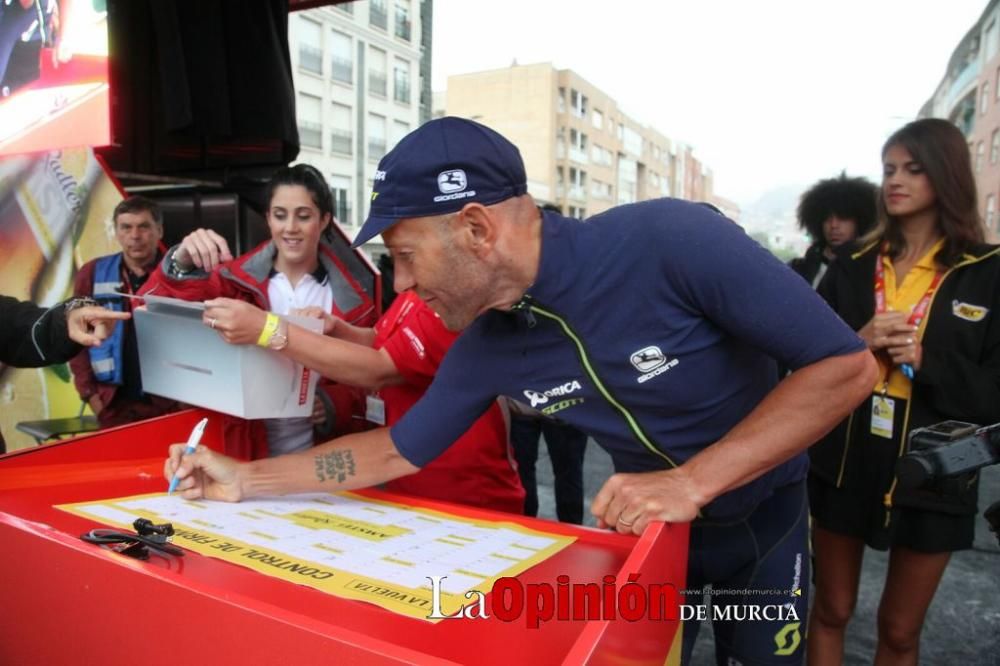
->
[266,163,334,218]
[875,118,983,267]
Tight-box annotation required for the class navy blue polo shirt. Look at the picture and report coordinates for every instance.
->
[391,199,864,518]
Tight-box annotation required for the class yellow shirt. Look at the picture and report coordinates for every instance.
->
[874,238,946,399]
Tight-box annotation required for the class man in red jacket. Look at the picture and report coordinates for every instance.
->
[69,197,180,428]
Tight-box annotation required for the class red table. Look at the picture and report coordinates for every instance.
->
[0,410,688,665]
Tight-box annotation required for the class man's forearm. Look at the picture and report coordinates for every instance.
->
[329,317,377,347]
[285,324,403,390]
[241,427,419,498]
[684,349,877,506]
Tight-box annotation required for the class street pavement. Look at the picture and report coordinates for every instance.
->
[532,438,1000,665]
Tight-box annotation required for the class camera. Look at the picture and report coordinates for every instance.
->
[896,421,999,489]
[897,420,1000,545]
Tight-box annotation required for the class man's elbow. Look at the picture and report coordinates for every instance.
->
[383,445,420,479]
[838,349,878,403]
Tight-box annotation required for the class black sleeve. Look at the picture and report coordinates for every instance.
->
[0,296,81,368]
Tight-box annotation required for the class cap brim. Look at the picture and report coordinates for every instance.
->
[352,215,400,248]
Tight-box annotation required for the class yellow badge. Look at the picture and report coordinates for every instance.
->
[871,395,895,439]
[952,300,988,322]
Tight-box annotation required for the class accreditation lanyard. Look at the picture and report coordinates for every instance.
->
[873,249,943,393]
[367,294,419,426]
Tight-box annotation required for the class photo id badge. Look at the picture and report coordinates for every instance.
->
[366,395,386,426]
[870,395,895,439]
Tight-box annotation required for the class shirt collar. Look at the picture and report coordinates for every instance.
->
[269,262,329,285]
[515,209,579,308]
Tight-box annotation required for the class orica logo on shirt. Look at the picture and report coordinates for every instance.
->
[522,380,583,408]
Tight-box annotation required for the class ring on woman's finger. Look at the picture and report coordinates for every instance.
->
[210,318,217,329]
[617,516,635,527]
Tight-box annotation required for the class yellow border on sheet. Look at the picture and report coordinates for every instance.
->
[57,491,576,622]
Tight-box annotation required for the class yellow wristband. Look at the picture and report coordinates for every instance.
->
[256,312,280,347]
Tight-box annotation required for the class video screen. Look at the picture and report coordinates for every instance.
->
[0,0,109,156]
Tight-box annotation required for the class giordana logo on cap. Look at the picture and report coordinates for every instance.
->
[434,169,477,203]
[437,169,467,193]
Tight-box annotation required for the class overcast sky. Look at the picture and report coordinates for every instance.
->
[432,0,989,207]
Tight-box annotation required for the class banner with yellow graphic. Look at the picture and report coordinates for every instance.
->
[0,148,122,450]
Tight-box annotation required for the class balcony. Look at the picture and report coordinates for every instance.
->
[330,56,352,85]
[395,16,411,41]
[298,121,322,150]
[299,44,322,75]
[569,147,588,164]
[568,186,586,201]
[370,3,387,29]
[945,60,981,118]
[368,138,387,162]
[330,129,353,155]
[369,71,387,97]
[394,81,411,105]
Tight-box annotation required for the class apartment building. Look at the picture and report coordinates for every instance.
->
[920,0,1000,241]
[288,0,431,252]
[443,62,716,219]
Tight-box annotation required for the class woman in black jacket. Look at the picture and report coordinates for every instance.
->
[808,118,1000,665]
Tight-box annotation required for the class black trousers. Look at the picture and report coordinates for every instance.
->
[510,415,587,524]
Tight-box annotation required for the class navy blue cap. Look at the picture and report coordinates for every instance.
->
[352,116,528,247]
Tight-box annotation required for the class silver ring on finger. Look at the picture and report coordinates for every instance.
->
[210,318,217,329]
[617,516,634,527]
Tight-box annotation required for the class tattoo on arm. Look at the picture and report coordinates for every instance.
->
[314,449,357,484]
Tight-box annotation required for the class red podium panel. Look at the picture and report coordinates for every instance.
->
[0,410,688,665]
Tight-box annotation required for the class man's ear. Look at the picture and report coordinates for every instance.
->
[454,203,497,255]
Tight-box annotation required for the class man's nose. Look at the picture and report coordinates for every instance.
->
[393,263,415,293]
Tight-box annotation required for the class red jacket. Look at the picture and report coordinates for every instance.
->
[140,240,377,459]
[375,292,525,514]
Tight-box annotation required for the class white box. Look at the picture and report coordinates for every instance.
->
[134,294,323,419]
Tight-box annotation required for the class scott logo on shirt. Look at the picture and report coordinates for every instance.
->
[523,380,583,408]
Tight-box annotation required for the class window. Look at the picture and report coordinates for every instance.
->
[330,175,352,226]
[567,206,586,219]
[393,59,411,104]
[368,113,387,162]
[394,0,411,41]
[987,194,996,230]
[298,93,322,149]
[592,109,603,129]
[330,30,352,84]
[568,167,587,200]
[330,103,352,155]
[977,140,985,173]
[368,47,387,97]
[987,19,999,60]
[996,66,1000,100]
[982,82,991,114]
[369,0,387,29]
[569,89,588,118]
[557,87,565,114]
[390,120,410,149]
[590,179,612,199]
[297,18,322,75]
[335,1,353,14]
